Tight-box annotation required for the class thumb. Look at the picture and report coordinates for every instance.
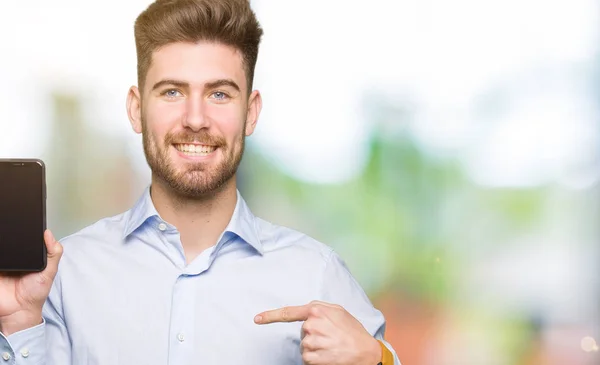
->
[44,230,63,273]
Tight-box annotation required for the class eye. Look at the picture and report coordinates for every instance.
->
[163,89,182,98]
[211,91,229,101]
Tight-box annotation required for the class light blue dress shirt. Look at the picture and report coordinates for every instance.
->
[0,187,400,365]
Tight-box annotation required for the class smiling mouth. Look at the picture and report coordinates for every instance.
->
[173,143,217,156]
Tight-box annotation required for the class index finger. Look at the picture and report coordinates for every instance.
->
[254,305,309,325]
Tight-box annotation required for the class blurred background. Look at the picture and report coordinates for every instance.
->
[1,0,599,363]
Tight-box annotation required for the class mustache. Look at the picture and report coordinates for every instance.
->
[165,130,225,146]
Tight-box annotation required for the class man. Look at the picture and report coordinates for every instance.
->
[0,0,400,364]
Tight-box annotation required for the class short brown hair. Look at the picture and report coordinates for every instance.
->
[134,0,263,93]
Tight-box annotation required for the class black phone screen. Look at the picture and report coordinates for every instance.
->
[0,160,46,272]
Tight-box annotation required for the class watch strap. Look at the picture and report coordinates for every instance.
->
[377,340,394,365]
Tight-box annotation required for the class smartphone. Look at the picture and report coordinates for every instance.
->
[0,159,47,272]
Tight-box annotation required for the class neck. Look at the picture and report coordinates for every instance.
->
[149,176,238,263]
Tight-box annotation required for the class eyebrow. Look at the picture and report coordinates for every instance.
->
[151,79,189,92]
[151,78,241,93]
[205,79,241,92]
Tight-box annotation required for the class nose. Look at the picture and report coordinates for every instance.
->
[182,94,210,131]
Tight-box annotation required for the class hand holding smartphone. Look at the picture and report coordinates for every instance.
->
[0,159,64,336]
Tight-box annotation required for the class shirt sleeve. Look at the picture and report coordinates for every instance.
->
[0,321,45,365]
[41,270,72,365]
[0,271,71,365]
[319,250,402,365]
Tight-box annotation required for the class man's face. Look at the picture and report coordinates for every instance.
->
[128,42,261,198]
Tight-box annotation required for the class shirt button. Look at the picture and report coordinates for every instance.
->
[1,352,11,361]
[177,333,185,342]
[158,222,167,231]
[20,348,29,358]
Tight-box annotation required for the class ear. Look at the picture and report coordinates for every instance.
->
[126,86,143,134]
[245,90,262,137]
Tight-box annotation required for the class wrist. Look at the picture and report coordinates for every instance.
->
[0,310,43,337]
[364,337,382,365]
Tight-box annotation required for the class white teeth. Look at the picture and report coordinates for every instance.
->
[175,144,216,156]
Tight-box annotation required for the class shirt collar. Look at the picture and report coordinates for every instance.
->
[122,186,158,239]
[122,186,263,255]
[224,190,263,255]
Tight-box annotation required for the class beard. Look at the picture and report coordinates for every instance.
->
[142,119,245,199]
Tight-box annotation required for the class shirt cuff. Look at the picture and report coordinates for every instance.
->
[1,320,46,365]
[377,340,395,365]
